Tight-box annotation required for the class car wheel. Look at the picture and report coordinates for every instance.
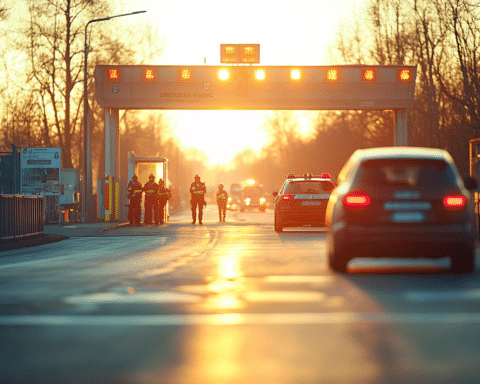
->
[451,242,475,274]
[328,236,349,273]
[274,212,283,232]
[328,251,349,273]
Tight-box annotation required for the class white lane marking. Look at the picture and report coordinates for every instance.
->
[64,292,201,305]
[1,312,480,326]
[264,275,334,284]
[63,289,325,307]
[405,289,480,302]
[244,291,326,302]
[138,267,175,277]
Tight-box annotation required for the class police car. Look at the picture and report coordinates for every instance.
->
[273,173,336,232]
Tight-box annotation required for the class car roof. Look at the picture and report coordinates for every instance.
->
[287,177,331,182]
[350,146,454,163]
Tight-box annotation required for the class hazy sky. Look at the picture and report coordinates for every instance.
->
[124,0,367,166]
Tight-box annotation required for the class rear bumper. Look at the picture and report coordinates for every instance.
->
[278,211,326,227]
[330,222,475,258]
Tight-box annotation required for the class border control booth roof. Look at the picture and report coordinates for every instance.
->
[94,65,416,111]
[128,153,168,187]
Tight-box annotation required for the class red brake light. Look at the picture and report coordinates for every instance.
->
[343,192,371,208]
[282,194,294,201]
[443,195,466,208]
[321,173,331,179]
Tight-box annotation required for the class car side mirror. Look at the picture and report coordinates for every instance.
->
[272,191,278,197]
[463,177,478,191]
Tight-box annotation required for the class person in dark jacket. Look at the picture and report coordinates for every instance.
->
[190,174,206,224]
[127,174,143,225]
[216,183,228,222]
[143,174,159,224]
[157,178,171,224]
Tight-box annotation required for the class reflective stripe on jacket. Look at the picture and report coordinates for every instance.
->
[190,182,206,200]
[144,181,159,200]
[127,181,143,199]
[216,191,228,203]
[158,187,171,204]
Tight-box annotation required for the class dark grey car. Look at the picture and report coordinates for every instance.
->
[273,173,335,232]
[325,147,478,274]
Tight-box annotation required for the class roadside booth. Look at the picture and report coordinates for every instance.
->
[127,153,169,223]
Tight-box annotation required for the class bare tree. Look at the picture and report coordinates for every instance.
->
[0,0,165,192]
[261,111,305,167]
[406,0,449,148]
[0,90,44,149]
[443,0,480,137]
[368,0,412,64]
[0,0,8,22]
[12,0,109,167]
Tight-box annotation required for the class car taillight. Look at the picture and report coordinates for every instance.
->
[282,194,294,201]
[342,192,371,208]
[443,195,466,208]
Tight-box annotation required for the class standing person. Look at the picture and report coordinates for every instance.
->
[157,178,171,224]
[190,174,206,224]
[127,175,143,225]
[143,174,159,224]
[216,184,228,222]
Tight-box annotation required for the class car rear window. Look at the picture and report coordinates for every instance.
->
[356,158,457,188]
[284,180,335,194]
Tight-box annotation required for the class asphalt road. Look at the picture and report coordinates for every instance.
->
[1,207,480,383]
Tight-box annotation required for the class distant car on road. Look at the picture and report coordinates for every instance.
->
[273,173,335,232]
[325,147,478,274]
[227,183,242,211]
[240,181,267,212]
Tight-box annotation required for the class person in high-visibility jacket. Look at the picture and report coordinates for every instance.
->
[190,174,206,224]
[127,174,143,225]
[143,174,159,224]
[157,178,171,224]
[216,183,228,222]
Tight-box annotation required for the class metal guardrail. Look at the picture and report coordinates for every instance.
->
[0,195,45,241]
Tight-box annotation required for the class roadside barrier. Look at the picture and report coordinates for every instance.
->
[0,195,44,241]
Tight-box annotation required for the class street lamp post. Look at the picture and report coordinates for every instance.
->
[83,10,146,223]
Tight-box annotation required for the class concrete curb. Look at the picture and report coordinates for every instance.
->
[1,234,68,252]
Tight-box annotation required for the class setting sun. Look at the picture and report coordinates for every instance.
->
[166,110,269,166]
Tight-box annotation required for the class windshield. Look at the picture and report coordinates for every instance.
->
[284,180,335,194]
[356,158,457,188]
